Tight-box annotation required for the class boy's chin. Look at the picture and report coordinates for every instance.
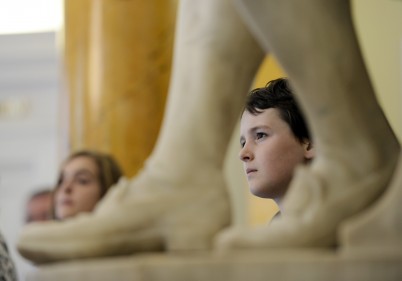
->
[250,187,271,199]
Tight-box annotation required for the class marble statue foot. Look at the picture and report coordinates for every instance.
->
[17,169,230,264]
[340,151,402,256]
[216,152,399,249]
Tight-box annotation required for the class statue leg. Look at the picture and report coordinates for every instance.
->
[218,0,400,248]
[340,151,402,254]
[17,0,264,263]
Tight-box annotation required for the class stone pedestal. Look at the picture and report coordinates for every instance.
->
[26,250,402,281]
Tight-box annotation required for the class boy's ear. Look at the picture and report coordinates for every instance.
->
[303,140,315,160]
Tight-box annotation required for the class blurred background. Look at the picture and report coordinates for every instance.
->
[0,0,401,280]
[0,0,64,279]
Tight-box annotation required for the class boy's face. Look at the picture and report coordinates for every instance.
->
[239,108,312,201]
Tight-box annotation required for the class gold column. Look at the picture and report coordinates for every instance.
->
[63,0,177,176]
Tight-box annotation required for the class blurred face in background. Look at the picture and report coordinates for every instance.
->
[26,192,53,223]
[54,156,102,220]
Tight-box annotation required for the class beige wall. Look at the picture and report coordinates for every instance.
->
[226,0,402,226]
[353,0,402,140]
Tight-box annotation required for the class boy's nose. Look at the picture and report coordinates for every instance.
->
[239,144,254,162]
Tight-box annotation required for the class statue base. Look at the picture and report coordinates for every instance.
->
[26,249,402,281]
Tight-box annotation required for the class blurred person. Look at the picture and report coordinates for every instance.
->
[53,150,123,220]
[25,189,53,223]
[0,231,18,281]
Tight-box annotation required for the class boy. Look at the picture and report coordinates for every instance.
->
[239,78,314,213]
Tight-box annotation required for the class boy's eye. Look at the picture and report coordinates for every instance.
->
[256,132,267,140]
[240,137,246,148]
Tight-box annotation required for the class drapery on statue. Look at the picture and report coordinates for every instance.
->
[17,0,401,263]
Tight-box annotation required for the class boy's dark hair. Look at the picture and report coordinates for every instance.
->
[244,78,310,143]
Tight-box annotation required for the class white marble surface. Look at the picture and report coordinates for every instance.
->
[26,250,402,281]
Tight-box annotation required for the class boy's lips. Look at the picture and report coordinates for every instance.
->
[246,168,257,175]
